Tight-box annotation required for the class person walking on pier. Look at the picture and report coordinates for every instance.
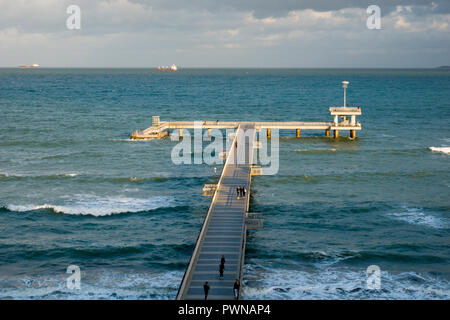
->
[221,255,226,266]
[219,262,225,279]
[236,186,240,199]
[203,281,210,300]
[233,279,240,300]
[243,186,247,197]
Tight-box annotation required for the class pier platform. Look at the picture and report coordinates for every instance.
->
[130,107,361,140]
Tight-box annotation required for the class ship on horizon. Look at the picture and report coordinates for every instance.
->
[157,64,177,71]
[18,64,40,69]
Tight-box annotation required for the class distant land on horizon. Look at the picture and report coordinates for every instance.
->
[5,65,450,69]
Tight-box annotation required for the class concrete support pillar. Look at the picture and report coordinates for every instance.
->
[325,129,330,137]
[296,129,300,138]
[267,128,271,139]
[179,128,183,140]
[208,128,212,136]
[350,130,356,139]
[334,130,339,139]
[334,115,338,125]
[351,115,356,126]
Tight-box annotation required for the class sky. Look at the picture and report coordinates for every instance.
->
[0,0,449,67]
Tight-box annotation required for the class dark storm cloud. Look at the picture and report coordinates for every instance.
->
[130,0,450,17]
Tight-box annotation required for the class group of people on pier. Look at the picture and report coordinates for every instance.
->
[203,255,240,300]
[236,186,247,198]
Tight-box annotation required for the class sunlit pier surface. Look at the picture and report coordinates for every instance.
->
[130,107,362,140]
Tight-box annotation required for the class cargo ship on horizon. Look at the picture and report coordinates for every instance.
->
[157,64,177,71]
[18,64,40,69]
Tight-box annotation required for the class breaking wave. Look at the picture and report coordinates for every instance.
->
[0,270,182,300]
[242,265,450,300]
[386,206,449,229]
[429,147,450,155]
[6,194,176,216]
[0,172,78,181]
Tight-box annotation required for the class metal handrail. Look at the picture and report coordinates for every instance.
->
[237,126,256,298]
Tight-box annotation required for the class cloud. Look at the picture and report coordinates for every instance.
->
[130,0,450,17]
[0,0,449,67]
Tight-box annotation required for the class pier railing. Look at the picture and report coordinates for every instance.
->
[238,126,256,289]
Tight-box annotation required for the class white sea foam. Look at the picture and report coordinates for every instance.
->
[387,207,448,229]
[0,172,78,178]
[242,265,450,300]
[7,194,175,216]
[429,147,450,154]
[1,266,448,300]
[0,270,182,300]
[64,173,77,177]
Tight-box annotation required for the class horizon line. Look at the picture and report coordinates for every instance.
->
[1,66,448,69]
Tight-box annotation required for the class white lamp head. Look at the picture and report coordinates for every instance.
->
[342,81,349,89]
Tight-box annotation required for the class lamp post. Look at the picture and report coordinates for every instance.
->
[342,81,349,108]
[214,167,217,185]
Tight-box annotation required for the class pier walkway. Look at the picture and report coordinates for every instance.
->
[176,124,256,300]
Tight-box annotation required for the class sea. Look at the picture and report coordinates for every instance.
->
[0,68,449,299]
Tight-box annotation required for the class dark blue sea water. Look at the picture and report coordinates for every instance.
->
[0,68,449,299]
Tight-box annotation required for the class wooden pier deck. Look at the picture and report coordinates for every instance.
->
[176,124,256,300]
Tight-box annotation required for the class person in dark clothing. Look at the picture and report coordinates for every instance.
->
[233,279,240,300]
[221,255,226,266]
[219,263,224,279]
[243,187,246,197]
[204,282,210,300]
[239,186,243,197]
[236,186,240,198]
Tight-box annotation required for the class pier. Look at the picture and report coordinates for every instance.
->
[131,84,362,300]
[130,107,362,300]
[130,107,361,140]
